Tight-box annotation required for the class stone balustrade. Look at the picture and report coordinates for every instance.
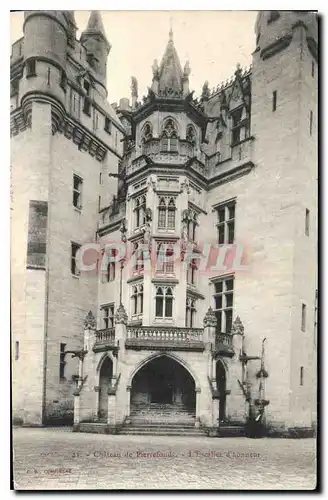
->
[99,200,126,228]
[213,332,234,357]
[125,326,205,351]
[93,328,117,352]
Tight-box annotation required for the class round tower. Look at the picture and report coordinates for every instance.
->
[254,11,318,52]
[80,11,111,99]
[21,11,73,130]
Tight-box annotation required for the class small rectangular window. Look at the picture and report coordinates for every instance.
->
[60,70,67,92]
[73,174,83,209]
[272,91,277,112]
[15,341,19,361]
[71,242,81,276]
[216,201,236,245]
[301,303,307,332]
[213,276,234,334]
[104,117,112,134]
[311,61,315,78]
[83,97,91,116]
[305,209,310,236]
[83,80,90,95]
[300,366,304,386]
[59,343,66,379]
[310,110,313,136]
[26,59,36,78]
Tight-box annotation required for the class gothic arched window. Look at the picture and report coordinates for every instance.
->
[134,242,144,274]
[157,197,176,230]
[160,119,179,152]
[155,286,174,318]
[134,195,146,229]
[186,298,197,327]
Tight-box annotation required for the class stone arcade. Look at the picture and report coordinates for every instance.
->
[11,11,318,435]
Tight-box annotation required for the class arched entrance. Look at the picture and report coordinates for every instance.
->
[216,360,227,421]
[98,357,113,419]
[130,355,196,423]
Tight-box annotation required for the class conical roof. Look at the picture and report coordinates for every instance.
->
[158,29,184,95]
[81,11,110,47]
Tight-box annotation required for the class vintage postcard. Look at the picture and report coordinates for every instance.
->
[11,9,318,490]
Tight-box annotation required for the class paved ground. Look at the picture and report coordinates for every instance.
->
[13,427,316,490]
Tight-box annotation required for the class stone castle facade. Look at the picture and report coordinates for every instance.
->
[11,11,318,435]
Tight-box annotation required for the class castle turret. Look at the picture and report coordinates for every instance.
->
[80,11,111,98]
[21,11,74,129]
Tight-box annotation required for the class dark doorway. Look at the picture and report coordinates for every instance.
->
[98,357,113,419]
[131,356,196,411]
[216,360,226,421]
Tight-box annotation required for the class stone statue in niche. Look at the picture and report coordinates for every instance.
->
[120,219,127,243]
[147,175,157,192]
[131,76,138,98]
[180,209,190,261]
[180,177,190,194]
[152,59,159,79]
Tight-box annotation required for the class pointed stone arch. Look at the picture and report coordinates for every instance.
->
[96,352,114,373]
[127,352,201,391]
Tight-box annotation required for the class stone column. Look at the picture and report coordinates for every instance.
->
[107,394,116,426]
[228,316,247,422]
[74,311,97,427]
[115,303,128,357]
[126,386,131,423]
[195,388,201,428]
[203,307,217,379]
[73,392,80,427]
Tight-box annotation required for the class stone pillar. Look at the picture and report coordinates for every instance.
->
[203,306,217,379]
[107,394,116,426]
[73,311,97,427]
[227,316,247,422]
[195,388,201,428]
[73,392,80,426]
[126,386,131,423]
[213,398,220,427]
[115,303,128,357]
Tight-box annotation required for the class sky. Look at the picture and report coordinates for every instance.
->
[10,10,257,105]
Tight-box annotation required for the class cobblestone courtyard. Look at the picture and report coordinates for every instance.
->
[13,427,316,490]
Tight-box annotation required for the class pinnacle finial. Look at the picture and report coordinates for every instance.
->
[169,16,173,42]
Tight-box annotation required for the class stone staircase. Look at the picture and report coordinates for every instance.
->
[119,402,206,436]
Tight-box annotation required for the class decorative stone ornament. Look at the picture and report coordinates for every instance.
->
[84,310,96,330]
[120,219,127,243]
[115,304,128,325]
[203,307,217,328]
[231,315,245,336]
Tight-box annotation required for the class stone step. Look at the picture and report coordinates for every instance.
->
[120,427,206,436]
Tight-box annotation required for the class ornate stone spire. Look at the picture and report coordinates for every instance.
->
[157,29,185,96]
[115,304,128,325]
[203,307,217,328]
[231,316,245,336]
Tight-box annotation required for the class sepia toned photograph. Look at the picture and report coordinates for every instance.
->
[10,8,318,491]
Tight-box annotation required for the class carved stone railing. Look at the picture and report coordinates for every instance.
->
[127,139,203,176]
[93,328,117,352]
[208,138,254,180]
[125,326,204,351]
[99,199,126,228]
[212,332,234,357]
